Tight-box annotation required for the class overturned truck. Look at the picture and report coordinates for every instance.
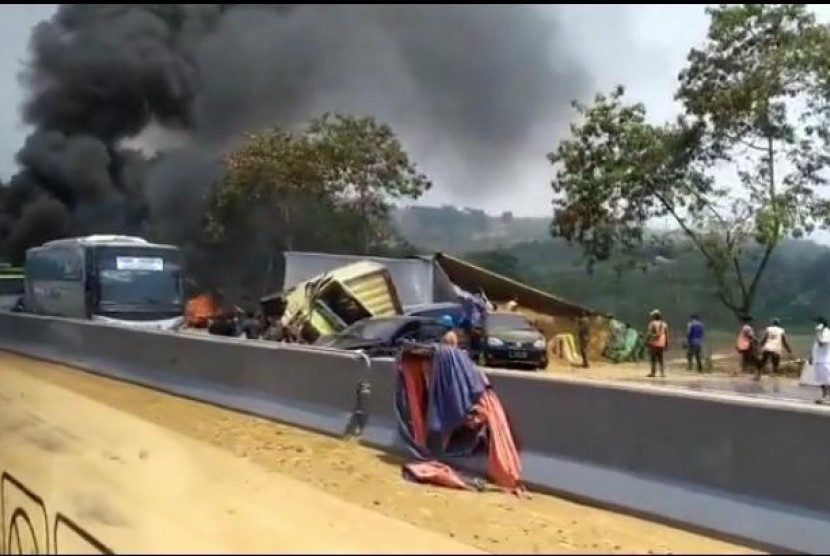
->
[260,260,403,343]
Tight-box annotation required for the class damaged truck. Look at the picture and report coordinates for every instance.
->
[260,260,403,343]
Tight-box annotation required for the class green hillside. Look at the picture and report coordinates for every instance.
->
[394,205,830,331]
[392,205,550,253]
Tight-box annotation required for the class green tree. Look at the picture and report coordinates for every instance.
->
[309,113,432,252]
[208,113,431,293]
[466,248,521,280]
[549,4,830,319]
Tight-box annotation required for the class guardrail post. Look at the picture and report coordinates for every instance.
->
[345,380,371,438]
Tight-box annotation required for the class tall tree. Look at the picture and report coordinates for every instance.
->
[208,113,431,293]
[548,4,830,319]
[309,113,432,252]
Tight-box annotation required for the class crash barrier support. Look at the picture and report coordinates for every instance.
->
[359,358,830,553]
[0,311,370,438]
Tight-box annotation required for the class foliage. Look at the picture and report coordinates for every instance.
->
[548,4,830,320]
[309,113,431,250]
[465,249,522,280]
[461,238,830,333]
[205,113,430,297]
[394,205,830,331]
[392,205,551,253]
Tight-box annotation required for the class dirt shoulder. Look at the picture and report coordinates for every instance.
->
[0,361,482,554]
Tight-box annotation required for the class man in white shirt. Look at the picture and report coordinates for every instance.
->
[812,317,830,404]
[756,318,792,380]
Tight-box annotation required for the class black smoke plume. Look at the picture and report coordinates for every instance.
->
[0,4,591,270]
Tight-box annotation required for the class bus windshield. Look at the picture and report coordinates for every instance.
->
[96,248,183,309]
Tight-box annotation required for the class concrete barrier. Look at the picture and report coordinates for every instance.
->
[360,357,400,450]
[359,358,830,553]
[4,312,830,551]
[0,312,370,438]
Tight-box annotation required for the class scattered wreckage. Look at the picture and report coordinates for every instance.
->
[182,250,620,368]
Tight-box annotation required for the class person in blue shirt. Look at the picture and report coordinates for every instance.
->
[686,314,705,372]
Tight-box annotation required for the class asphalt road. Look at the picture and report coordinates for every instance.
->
[632,374,823,405]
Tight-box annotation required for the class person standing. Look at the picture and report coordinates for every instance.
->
[756,318,791,380]
[607,313,624,345]
[439,314,459,347]
[812,317,830,404]
[240,310,263,340]
[735,315,757,376]
[686,314,705,373]
[646,309,669,378]
[262,315,286,342]
[577,311,591,368]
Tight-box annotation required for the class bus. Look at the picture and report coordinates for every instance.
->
[24,235,185,330]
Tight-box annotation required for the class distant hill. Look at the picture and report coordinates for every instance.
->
[393,204,830,330]
[392,205,550,253]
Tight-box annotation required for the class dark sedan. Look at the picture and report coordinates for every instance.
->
[480,312,547,370]
[315,315,449,357]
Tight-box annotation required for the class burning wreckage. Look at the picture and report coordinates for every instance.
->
[184,251,624,370]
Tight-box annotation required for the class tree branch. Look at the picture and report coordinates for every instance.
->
[745,133,782,306]
[651,188,741,309]
[731,255,749,301]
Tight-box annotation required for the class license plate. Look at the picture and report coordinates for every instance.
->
[508,350,528,359]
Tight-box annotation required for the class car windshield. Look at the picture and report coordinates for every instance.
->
[97,249,182,308]
[487,313,533,330]
[339,318,404,341]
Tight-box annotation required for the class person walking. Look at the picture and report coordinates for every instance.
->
[686,314,705,373]
[735,315,757,377]
[812,317,830,404]
[646,309,669,378]
[756,317,792,380]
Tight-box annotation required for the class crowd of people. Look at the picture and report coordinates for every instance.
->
[595,309,830,404]
[205,307,301,343]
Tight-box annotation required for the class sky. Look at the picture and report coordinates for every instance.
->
[1,4,830,219]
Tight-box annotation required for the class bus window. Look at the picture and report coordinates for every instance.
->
[96,250,182,308]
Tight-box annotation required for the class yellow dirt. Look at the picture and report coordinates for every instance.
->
[0,357,481,554]
[0,351,760,555]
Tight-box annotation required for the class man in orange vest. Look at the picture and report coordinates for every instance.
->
[735,315,757,376]
[646,309,669,378]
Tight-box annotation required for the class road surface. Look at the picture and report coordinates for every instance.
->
[545,357,827,407]
[0,351,758,554]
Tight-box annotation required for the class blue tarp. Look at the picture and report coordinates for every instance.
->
[395,345,488,460]
[426,346,488,435]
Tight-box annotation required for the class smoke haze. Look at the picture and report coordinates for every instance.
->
[0,3,592,261]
